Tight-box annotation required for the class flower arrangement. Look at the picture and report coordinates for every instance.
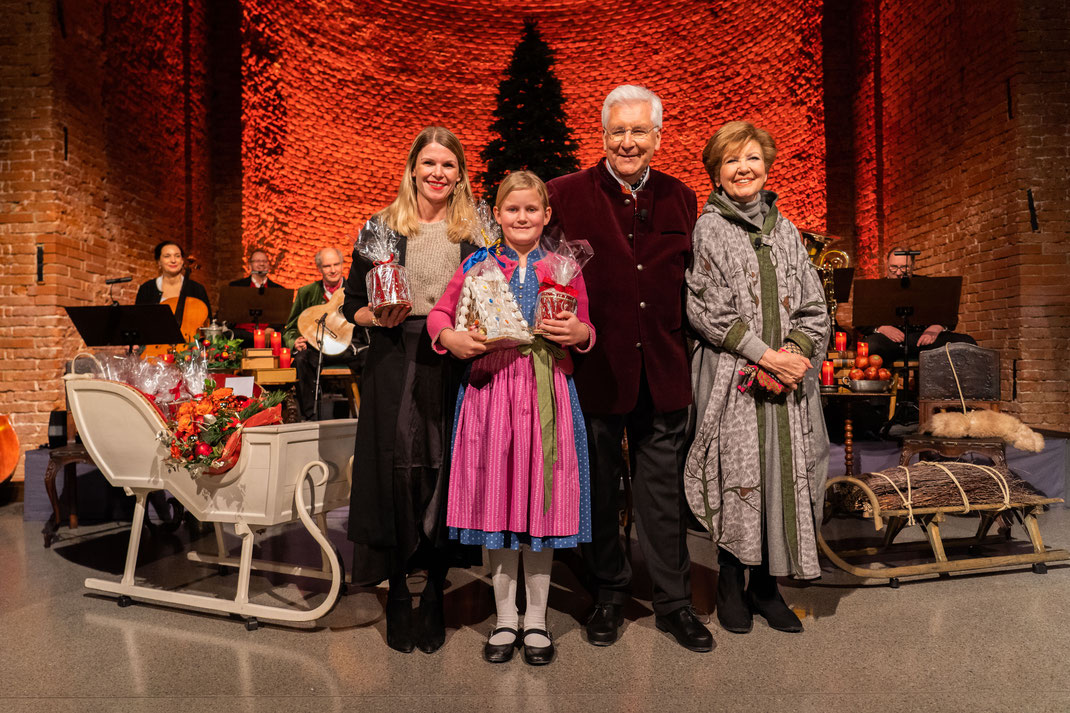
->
[160,380,286,476]
[161,336,243,371]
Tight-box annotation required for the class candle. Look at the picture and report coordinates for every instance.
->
[253,328,265,349]
[270,331,281,357]
[857,341,869,359]
[821,360,835,386]
[279,347,291,369]
[834,332,847,352]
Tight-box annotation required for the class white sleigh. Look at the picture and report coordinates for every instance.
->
[64,376,355,628]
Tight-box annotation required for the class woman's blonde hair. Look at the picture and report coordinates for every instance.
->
[377,126,477,243]
[494,170,549,210]
[702,121,777,187]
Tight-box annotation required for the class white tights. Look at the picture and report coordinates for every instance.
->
[487,546,553,647]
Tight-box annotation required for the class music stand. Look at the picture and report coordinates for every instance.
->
[832,267,855,303]
[853,276,962,335]
[216,285,294,327]
[65,305,185,354]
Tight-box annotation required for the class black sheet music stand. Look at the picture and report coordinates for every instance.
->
[853,276,963,338]
[65,305,185,354]
[216,285,294,328]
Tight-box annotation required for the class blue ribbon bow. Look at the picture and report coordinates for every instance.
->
[462,244,507,272]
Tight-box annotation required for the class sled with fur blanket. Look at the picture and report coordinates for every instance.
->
[819,461,1067,585]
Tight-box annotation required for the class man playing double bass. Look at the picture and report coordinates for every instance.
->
[283,248,368,421]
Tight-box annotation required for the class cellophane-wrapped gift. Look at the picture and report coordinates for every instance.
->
[454,201,532,350]
[358,221,413,316]
[533,238,593,333]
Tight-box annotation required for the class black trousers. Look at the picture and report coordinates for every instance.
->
[293,346,363,420]
[580,374,692,616]
[865,329,975,365]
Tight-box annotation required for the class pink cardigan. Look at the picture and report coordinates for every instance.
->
[426,251,596,374]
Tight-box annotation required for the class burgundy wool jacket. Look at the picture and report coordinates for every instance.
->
[547,159,697,414]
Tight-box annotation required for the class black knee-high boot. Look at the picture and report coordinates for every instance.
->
[416,560,448,654]
[716,548,752,634]
[746,561,802,633]
[386,572,415,653]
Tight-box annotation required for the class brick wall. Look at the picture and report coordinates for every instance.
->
[0,0,225,481]
[848,0,1070,430]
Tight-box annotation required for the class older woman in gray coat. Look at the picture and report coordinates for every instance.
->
[684,121,830,635]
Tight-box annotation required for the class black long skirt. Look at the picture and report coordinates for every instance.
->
[347,317,474,586]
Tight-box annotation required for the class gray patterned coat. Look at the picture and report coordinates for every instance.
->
[684,191,830,579]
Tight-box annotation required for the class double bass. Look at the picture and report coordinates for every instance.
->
[142,257,210,359]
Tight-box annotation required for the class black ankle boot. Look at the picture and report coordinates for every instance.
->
[386,598,416,653]
[716,549,752,634]
[746,563,802,633]
[417,596,446,654]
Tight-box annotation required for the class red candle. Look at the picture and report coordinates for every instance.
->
[857,341,869,359]
[834,332,847,352]
[253,328,265,349]
[270,330,281,357]
[279,347,291,369]
[821,360,835,386]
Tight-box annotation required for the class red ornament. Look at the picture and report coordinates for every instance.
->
[194,442,212,457]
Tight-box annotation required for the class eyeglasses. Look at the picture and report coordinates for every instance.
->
[888,264,911,275]
[605,126,658,145]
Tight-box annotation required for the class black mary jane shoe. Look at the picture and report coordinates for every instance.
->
[521,629,555,666]
[483,627,521,664]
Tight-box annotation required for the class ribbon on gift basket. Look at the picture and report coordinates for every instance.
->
[537,276,578,298]
[462,244,507,273]
[517,337,566,513]
[373,253,396,267]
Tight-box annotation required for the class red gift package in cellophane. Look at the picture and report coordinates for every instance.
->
[533,238,594,333]
[358,221,413,316]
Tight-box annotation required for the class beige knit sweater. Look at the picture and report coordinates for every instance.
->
[406,220,461,316]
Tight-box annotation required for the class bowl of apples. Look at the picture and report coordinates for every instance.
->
[842,353,894,392]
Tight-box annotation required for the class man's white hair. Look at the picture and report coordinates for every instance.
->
[314,247,343,269]
[601,85,664,130]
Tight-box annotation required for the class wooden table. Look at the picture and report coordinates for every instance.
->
[821,389,895,477]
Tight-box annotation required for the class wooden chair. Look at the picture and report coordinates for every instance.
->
[917,343,1000,431]
[319,368,360,417]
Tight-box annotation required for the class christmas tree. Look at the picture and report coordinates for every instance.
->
[479,18,579,200]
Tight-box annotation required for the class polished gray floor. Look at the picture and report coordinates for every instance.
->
[2,501,1069,713]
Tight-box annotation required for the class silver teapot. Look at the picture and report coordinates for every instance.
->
[198,319,234,342]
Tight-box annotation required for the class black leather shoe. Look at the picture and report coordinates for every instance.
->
[585,602,623,646]
[747,567,803,633]
[385,598,415,653]
[416,597,446,654]
[522,629,555,666]
[483,627,520,663]
[716,549,753,634]
[655,606,715,652]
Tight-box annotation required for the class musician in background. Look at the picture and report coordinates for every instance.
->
[135,240,212,321]
[229,250,284,290]
[862,248,975,363]
[283,247,367,421]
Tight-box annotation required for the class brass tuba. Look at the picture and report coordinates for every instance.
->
[800,229,850,325]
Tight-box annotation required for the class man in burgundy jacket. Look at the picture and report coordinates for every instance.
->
[547,85,712,653]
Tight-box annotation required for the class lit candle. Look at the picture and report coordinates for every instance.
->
[253,328,265,349]
[834,332,847,352]
[270,331,281,357]
[821,360,835,386]
[857,341,869,359]
[279,347,291,369]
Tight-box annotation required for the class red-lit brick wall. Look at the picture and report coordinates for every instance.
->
[0,0,218,481]
[240,0,828,287]
[858,0,1070,430]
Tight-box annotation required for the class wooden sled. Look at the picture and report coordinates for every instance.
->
[64,376,355,629]
[818,473,1069,586]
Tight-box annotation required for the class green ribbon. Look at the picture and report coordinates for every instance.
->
[517,336,566,513]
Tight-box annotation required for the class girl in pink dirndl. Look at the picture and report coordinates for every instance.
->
[427,171,593,666]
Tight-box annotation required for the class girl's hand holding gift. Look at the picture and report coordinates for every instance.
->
[439,327,488,359]
[539,310,590,349]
